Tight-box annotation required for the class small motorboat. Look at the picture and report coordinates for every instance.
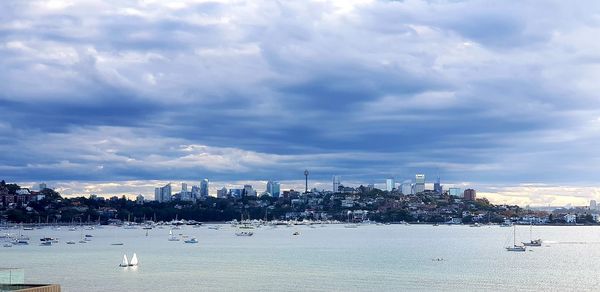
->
[40,241,52,246]
[235,231,253,236]
[66,241,76,244]
[184,237,198,244]
[292,231,300,236]
[523,239,542,247]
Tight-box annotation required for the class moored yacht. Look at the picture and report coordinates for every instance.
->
[522,224,542,247]
[184,237,198,243]
[506,225,527,252]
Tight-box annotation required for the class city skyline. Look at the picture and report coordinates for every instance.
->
[11,176,600,207]
[2,1,600,206]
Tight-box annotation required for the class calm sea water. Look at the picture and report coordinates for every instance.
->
[2,224,600,291]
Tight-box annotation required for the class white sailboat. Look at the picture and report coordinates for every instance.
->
[522,223,542,247]
[168,229,180,241]
[506,225,527,252]
[129,253,138,267]
[119,254,129,267]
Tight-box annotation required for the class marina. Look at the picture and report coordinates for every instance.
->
[2,224,600,291]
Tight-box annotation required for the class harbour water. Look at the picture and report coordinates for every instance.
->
[2,224,600,291]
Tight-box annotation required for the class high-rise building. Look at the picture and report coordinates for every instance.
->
[386,178,395,192]
[591,200,597,210]
[434,176,442,194]
[181,183,187,192]
[400,181,412,195]
[464,189,476,201]
[333,176,341,193]
[243,184,257,197]
[39,183,47,191]
[266,180,281,197]
[154,183,172,202]
[449,187,462,197]
[191,185,200,199]
[230,188,243,198]
[414,174,425,193]
[217,187,228,198]
[200,179,209,197]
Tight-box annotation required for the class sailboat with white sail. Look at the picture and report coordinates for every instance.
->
[129,253,138,267]
[119,254,129,267]
[119,253,139,267]
[506,225,527,252]
[168,229,180,241]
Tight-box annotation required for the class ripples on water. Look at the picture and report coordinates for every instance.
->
[2,225,600,291]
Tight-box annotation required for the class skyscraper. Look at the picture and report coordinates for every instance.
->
[333,176,341,193]
[181,183,187,192]
[414,174,425,193]
[200,179,209,197]
[386,178,395,192]
[401,181,412,195]
[155,183,172,202]
[243,184,256,197]
[434,176,442,193]
[266,180,281,197]
[463,189,476,201]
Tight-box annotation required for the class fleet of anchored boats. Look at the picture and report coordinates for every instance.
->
[2,221,546,258]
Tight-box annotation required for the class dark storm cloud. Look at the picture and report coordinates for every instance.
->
[2,0,600,195]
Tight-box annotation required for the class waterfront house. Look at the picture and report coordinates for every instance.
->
[564,214,577,223]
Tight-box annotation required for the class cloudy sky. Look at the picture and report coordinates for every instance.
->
[2,0,600,205]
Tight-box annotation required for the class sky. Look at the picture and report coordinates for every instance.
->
[2,0,600,206]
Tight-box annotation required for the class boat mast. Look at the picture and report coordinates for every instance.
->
[513,225,516,246]
[530,223,532,241]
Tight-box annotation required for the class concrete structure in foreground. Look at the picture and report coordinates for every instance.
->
[1,268,60,292]
[0,284,61,291]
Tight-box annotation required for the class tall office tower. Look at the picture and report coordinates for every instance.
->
[154,188,160,202]
[463,189,476,201]
[333,176,341,193]
[386,178,395,192]
[155,183,172,202]
[191,185,200,199]
[200,179,209,197]
[591,200,597,210]
[401,181,413,195]
[243,184,257,197]
[414,174,425,193]
[266,180,281,197]
[181,183,188,192]
[434,176,442,194]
